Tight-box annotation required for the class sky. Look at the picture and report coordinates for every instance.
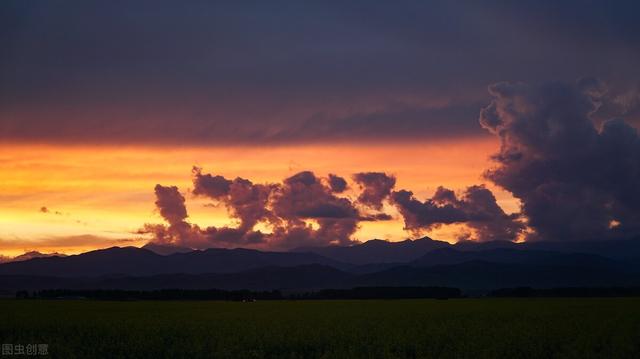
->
[1,1,640,256]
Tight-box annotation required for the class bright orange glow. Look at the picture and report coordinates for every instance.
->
[0,137,518,255]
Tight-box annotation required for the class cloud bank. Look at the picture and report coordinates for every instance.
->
[143,166,523,249]
[139,79,640,248]
[480,80,640,241]
[3,1,639,145]
[143,169,369,250]
[391,185,524,242]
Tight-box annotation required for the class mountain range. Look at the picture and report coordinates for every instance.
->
[1,237,639,294]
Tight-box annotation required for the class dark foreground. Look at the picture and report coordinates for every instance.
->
[1,299,639,358]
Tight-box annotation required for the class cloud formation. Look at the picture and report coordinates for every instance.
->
[143,166,521,249]
[141,185,201,247]
[391,185,524,242]
[353,172,397,210]
[193,167,275,232]
[153,185,188,226]
[327,174,348,193]
[145,169,374,250]
[140,79,640,247]
[3,1,639,145]
[480,80,640,241]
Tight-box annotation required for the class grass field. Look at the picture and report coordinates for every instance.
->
[1,298,639,358]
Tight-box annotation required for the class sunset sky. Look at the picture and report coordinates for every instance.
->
[2,1,640,256]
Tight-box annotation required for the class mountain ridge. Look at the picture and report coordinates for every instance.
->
[2,237,640,292]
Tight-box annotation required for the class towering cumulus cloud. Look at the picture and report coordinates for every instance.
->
[154,185,188,225]
[480,80,640,241]
[391,185,524,241]
[141,185,203,247]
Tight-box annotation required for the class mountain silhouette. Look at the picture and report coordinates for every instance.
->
[299,237,640,266]
[376,260,637,290]
[2,237,640,293]
[410,248,619,268]
[0,246,347,277]
[293,236,451,264]
[0,264,351,291]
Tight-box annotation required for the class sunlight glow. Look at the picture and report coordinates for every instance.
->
[0,138,516,254]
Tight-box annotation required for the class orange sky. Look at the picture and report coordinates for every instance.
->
[0,137,518,256]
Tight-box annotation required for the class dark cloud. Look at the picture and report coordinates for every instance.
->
[192,167,233,199]
[154,185,188,225]
[594,84,640,128]
[327,174,348,193]
[143,184,260,248]
[147,185,201,247]
[146,167,527,248]
[480,80,640,241]
[144,76,640,247]
[191,168,275,246]
[270,171,359,247]
[353,172,396,210]
[2,1,639,145]
[193,166,276,232]
[359,213,394,221]
[273,171,358,220]
[262,102,489,144]
[391,185,524,242]
[456,186,525,242]
[391,190,465,230]
[145,169,379,249]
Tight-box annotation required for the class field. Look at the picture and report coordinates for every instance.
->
[1,298,639,358]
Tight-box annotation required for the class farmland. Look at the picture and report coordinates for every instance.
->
[1,298,639,358]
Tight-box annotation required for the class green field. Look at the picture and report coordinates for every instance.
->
[1,298,639,358]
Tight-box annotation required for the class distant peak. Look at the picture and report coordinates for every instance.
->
[10,250,67,262]
[415,236,435,242]
[360,239,390,247]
